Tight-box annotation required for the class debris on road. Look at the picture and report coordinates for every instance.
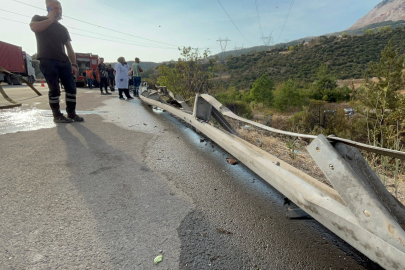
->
[226,158,238,165]
[210,255,220,261]
[200,137,205,143]
[154,255,163,265]
[216,228,233,235]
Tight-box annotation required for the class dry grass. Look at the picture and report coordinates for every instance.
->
[223,117,405,206]
[209,74,231,81]
[226,117,332,187]
[337,78,405,95]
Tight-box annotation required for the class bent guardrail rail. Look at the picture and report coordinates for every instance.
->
[0,66,42,109]
[0,66,42,96]
[139,83,405,270]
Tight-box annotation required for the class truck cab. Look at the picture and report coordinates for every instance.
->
[23,52,36,84]
[75,53,99,87]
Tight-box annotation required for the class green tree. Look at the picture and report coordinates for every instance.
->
[250,73,274,106]
[357,41,405,147]
[215,87,253,118]
[341,32,348,37]
[378,25,392,33]
[356,40,405,188]
[365,29,375,35]
[273,79,304,112]
[289,100,328,133]
[360,41,405,112]
[157,47,215,99]
[310,65,338,101]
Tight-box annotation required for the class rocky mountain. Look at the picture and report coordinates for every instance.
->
[348,0,405,30]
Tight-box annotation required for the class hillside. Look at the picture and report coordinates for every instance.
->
[349,0,405,30]
[214,20,405,60]
[105,61,159,71]
[225,27,405,89]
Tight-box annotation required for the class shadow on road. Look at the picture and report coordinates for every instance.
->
[55,120,191,269]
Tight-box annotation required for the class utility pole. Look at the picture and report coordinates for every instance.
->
[217,37,230,81]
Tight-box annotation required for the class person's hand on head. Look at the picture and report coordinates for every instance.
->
[47,10,59,23]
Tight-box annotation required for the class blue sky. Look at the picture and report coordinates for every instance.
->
[1,0,382,62]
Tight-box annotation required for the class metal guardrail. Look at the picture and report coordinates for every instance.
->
[201,94,405,160]
[0,66,42,109]
[139,84,405,270]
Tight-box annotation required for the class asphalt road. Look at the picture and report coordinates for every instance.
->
[0,84,383,269]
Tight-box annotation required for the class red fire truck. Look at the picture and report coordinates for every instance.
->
[75,53,99,87]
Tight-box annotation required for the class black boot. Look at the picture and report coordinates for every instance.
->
[124,89,133,100]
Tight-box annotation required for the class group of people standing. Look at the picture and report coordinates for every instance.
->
[115,57,143,100]
[85,57,143,100]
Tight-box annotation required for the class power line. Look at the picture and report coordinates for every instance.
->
[70,33,178,50]
[10,0,182,47]
[5,1,223,52]
[95,0,130,16]
[254,0,273,46]
[0,9,31,18]
[0,9,177,49]
[0,16,27,25]
[277,0,295,42]
[95,0,198,44]
[0,17,220,52]
[216,0,253,45]
[0,17,178,50]
[254,0,263,37]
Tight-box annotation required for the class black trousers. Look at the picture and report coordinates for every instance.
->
[118,88,132,99]
[100,77,108,92]
[108,77,115,86]
[40,59,76,117]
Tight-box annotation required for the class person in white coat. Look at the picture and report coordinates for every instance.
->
[114,57,133,100]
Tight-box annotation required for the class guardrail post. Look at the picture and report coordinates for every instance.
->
[308,134,405,252]
[193,93,212,121]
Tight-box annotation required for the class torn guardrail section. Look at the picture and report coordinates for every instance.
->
[140,90,405,269]
[308,135,405,251]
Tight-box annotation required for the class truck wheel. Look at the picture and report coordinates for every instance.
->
[11,76,22,85]
[6,75,12,85]
[28,76,35,85]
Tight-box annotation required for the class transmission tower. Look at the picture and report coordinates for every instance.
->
[217,37,231,60]
[233,44,244,51]
[216,37,230,82]
[261,33,274,46]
